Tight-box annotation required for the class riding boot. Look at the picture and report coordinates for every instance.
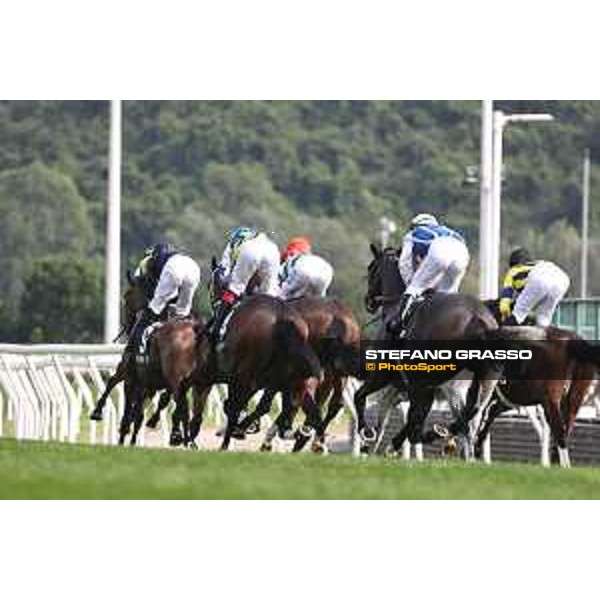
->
[211,301,233,346]
[387,293,416,338]
[126,308,158,356]
[503,314,519,326]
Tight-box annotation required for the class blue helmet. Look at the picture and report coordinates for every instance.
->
[228,226,256,246]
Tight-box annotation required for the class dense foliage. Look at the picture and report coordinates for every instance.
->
[1,100,598,342]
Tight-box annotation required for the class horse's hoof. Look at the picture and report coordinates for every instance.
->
[260,443,273,452]
[311,441,329,454]
[433,423,450,439]
[443,437,459,456]
[384,445,402,459]
[298,425,313,438]
[90,410,103,422]
[246,420,260,435]
[187,441,198,450]
[231,427,246,440]
[169,431,183,447]
[359,427,377,443]
[278,429,295,441]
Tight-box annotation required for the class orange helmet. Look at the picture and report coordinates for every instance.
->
[281,237,312,262]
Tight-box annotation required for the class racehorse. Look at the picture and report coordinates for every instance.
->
[237,296,362,452]
[356,243,515,458]
[465,299,600,466]
[185,264,324,450]
[90,271,200,446]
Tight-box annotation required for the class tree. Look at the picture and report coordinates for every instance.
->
[19,256,103,343]
[0,162,93,338]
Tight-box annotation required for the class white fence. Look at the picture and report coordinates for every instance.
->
[0,343,359,450]
[2,344,598,465]
[0,344,229,447]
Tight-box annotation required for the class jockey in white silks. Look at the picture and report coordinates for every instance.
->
[500,246,570,327]
[279,237,334,300]
[128,242,201,353]
[212,227,280,339]
[388,213,470,337]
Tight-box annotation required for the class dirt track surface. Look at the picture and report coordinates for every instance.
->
[140,423,351,454]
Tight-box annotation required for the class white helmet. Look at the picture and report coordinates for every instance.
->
[411,213,438,227]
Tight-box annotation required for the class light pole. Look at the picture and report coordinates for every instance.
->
[479,101,494,299]
[581,148,590,298]
[488,110,554,298]
[104,100,122,343]
[380,216,397,248]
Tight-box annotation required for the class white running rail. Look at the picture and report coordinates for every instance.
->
[0,344,228,447]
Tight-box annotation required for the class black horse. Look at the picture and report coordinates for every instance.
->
[355,243,506,457]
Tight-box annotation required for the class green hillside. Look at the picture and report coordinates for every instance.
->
[1,100,598,342]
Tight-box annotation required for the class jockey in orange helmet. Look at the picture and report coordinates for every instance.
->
[279,237,333,300]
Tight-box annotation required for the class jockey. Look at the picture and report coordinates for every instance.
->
[388,213,470,337]
[279,237,334,300]
[500,247,570,327]
[212,226,280,338]
[128,242,201,354]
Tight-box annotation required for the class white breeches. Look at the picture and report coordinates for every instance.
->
[228,234,281,297]
[149,254,201,316]
[512,261,570,326]
[280,254,334,300]
[405,237,470,296]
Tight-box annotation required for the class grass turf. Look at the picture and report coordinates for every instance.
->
[2,438,600,499]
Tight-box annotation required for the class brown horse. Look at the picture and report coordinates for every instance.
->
[466,300,600,466]
[90,273,200,446]
[187,290,323,450]
[237,296,362,452]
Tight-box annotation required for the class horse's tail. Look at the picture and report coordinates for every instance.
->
[321,317,362,376]
[566,338,600,369]
[273,319,322,381]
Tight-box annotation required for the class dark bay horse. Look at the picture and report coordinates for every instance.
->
[187,289,323,450]
[357,243,511,458]
[90,273,200,446]
[466,299,600,466]
[238,295,362,452]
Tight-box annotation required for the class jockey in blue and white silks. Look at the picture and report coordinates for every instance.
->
[390,213,470,336]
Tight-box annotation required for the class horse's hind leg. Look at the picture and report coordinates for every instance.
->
[542,384,571,468]
[130,395,146,446]
[473,397,508,460]
[91,358,128,421]
[118,378,139,445]
[354,379,388,443]
[189,385,210,448]
[222,384,252,451]
[293,380,323,453]
[295,377,333,453]
[237,389,277,433]
[146,391,171,429]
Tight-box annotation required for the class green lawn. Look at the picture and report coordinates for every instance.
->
[2,438,600,499]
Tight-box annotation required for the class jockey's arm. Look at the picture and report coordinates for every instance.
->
[219,244,233,277]
[280,269,302,300]
[134,256,152,278]
[499,268,516,319]
[398,235,414,284]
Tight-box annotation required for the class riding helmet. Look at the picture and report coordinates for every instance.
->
[509,246,532,267]
[411,213,438,228]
